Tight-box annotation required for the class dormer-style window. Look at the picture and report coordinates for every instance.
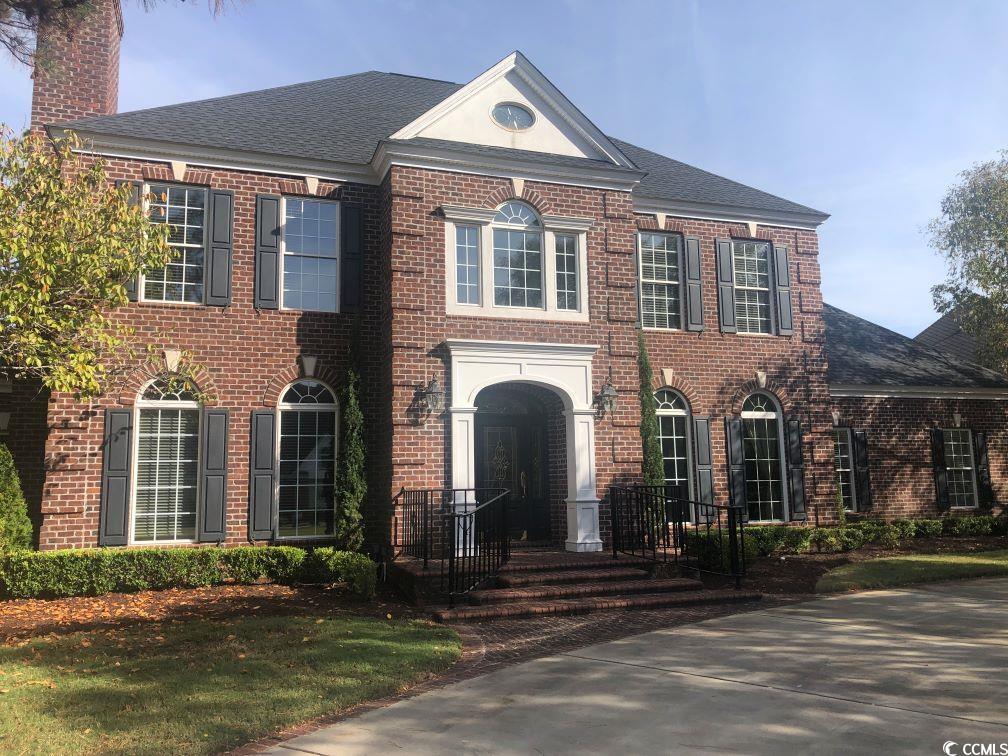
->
[442,201,591,323]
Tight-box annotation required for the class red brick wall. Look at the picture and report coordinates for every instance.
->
[34,157,382,549]
[833,396,1008,519]
[30,0,123,131]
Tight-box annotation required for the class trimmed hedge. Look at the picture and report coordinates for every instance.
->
[0,545,376,600]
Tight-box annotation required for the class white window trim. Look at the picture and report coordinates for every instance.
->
[740,392,789,523]
[638,232,684,332]
[834,426,858,513]
[274,380,340,541]
[279,196,342,314]
[139,182,206,307]
[655,389,693,501]
[442,205,590,323]
[130,381,201,545]
[942,427,980,510]
[731,238,775,336]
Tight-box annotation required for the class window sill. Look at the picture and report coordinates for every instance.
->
[280,307,340,315]
[446,302,589,323]
[641,326,685,333]
[138,299,204,308]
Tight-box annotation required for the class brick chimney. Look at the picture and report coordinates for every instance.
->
[30,0,124,132]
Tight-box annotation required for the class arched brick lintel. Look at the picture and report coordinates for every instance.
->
[730,379,795,415]
[117,362,219,406]
[481,184,555,217]
[260,362,341,407]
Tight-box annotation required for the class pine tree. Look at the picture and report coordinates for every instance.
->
[0,442,33,550]
[334,368,365,552]
[637,333,665,487]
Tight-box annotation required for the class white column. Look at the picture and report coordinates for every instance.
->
[449,407,478,554]
[565,407,602,552]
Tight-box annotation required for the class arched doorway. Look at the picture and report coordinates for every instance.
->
[474,384,560,542]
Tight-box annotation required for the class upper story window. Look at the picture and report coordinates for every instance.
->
[443,200,590,323]
[639,232,682,330]
[732,240,772,334]
[133,377,201,543]
[282,198,340,312]
[144,184,207,304]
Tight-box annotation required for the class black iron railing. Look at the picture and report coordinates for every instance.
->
[609,484,747,588]
[393,487,511,606]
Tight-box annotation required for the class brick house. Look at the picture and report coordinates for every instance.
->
[5,0,1005,554]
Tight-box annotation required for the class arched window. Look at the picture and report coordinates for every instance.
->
[740,392,786,521]
[277,379,338,538]
[654,389,692,499]
[133,377,201,542]
[492,201,543,308]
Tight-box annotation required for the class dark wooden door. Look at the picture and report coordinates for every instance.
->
[476,417,549,541]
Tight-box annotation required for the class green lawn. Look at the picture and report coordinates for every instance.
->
[816,549,1008,593]
[0,614,460,755]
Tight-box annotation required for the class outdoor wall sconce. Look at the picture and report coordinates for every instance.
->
[831,409,841,426]
[0,412,10,437]
[594,378,618,420]
[953,411,963,428]
[416,375,444,419]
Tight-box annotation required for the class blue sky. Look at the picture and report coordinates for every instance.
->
[2,0,1006,336]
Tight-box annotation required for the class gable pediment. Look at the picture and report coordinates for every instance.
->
[391,52,636,168]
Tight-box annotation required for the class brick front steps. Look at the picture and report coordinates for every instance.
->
[424,548,760,624]
[431,589,762,623]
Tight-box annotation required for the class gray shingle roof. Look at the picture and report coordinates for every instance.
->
[823,303,1008,389]
[57,70,826,220]
[914,310,979,363]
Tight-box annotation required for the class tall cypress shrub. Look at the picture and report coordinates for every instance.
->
[0,443,33,550]
[637,333,665,487]
[334,368,365,552]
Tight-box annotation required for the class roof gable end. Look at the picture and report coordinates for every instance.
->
[390,51,636,169]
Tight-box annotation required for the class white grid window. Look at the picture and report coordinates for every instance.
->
[733,240,772,334]
[555,233,578,311]
[492,202,542,308]
[144,184,206,303]
[133,378,200,542]
[943,428,978,508]
[741,394,785,521]
[655,389,691,499]
[639,232,682,329]
[278,380,337,538]
[834,428,857,512]
[283,198,339,312]
[455,225,480,305]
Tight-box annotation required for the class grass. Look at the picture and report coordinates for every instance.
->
[0,613,460,755]
[816,549,1008,593]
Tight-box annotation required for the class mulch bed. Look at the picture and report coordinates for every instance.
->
[0,583,424,644]
[707,534,1008,595]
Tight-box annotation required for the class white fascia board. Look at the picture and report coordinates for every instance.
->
[375,141,643,193]
[632,195,829,231]
[51,127,376,185]
[445,339,599,359]
[830,384,1008,400]
[390,51,636,170]
[541,214,594,232]
[441,205,497,224]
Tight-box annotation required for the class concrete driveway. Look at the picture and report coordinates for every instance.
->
[267,578,1008,755]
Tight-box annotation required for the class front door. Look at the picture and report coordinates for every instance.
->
[475,410,549,542]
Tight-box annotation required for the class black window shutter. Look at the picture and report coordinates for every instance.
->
[99,409,133,546]
[772,243,794,336]
[254,195,281,309]
[116,179,143,301]
[715,238,737,333]
[786,417,807,520]
[852,429,873,511]
[931,427,950,512]
[692,416,714,507]
[204,189,234,306]
[683,235,704,332]
[725,417,746,511]
[973,430,994,508]
[340,203,363,314]
[248,409,276,540]
[198,408,229,542]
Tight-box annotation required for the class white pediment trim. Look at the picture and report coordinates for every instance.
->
[390,51,637,170]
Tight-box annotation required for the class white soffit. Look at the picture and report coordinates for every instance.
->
[391,51,636,169]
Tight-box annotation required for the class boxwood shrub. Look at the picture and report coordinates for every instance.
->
[0,545,376,600]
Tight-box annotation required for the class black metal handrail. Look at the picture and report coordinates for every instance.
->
[392,487,511,605]
[610,484,747,588]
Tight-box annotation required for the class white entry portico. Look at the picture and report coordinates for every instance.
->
[445,339,602,552]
